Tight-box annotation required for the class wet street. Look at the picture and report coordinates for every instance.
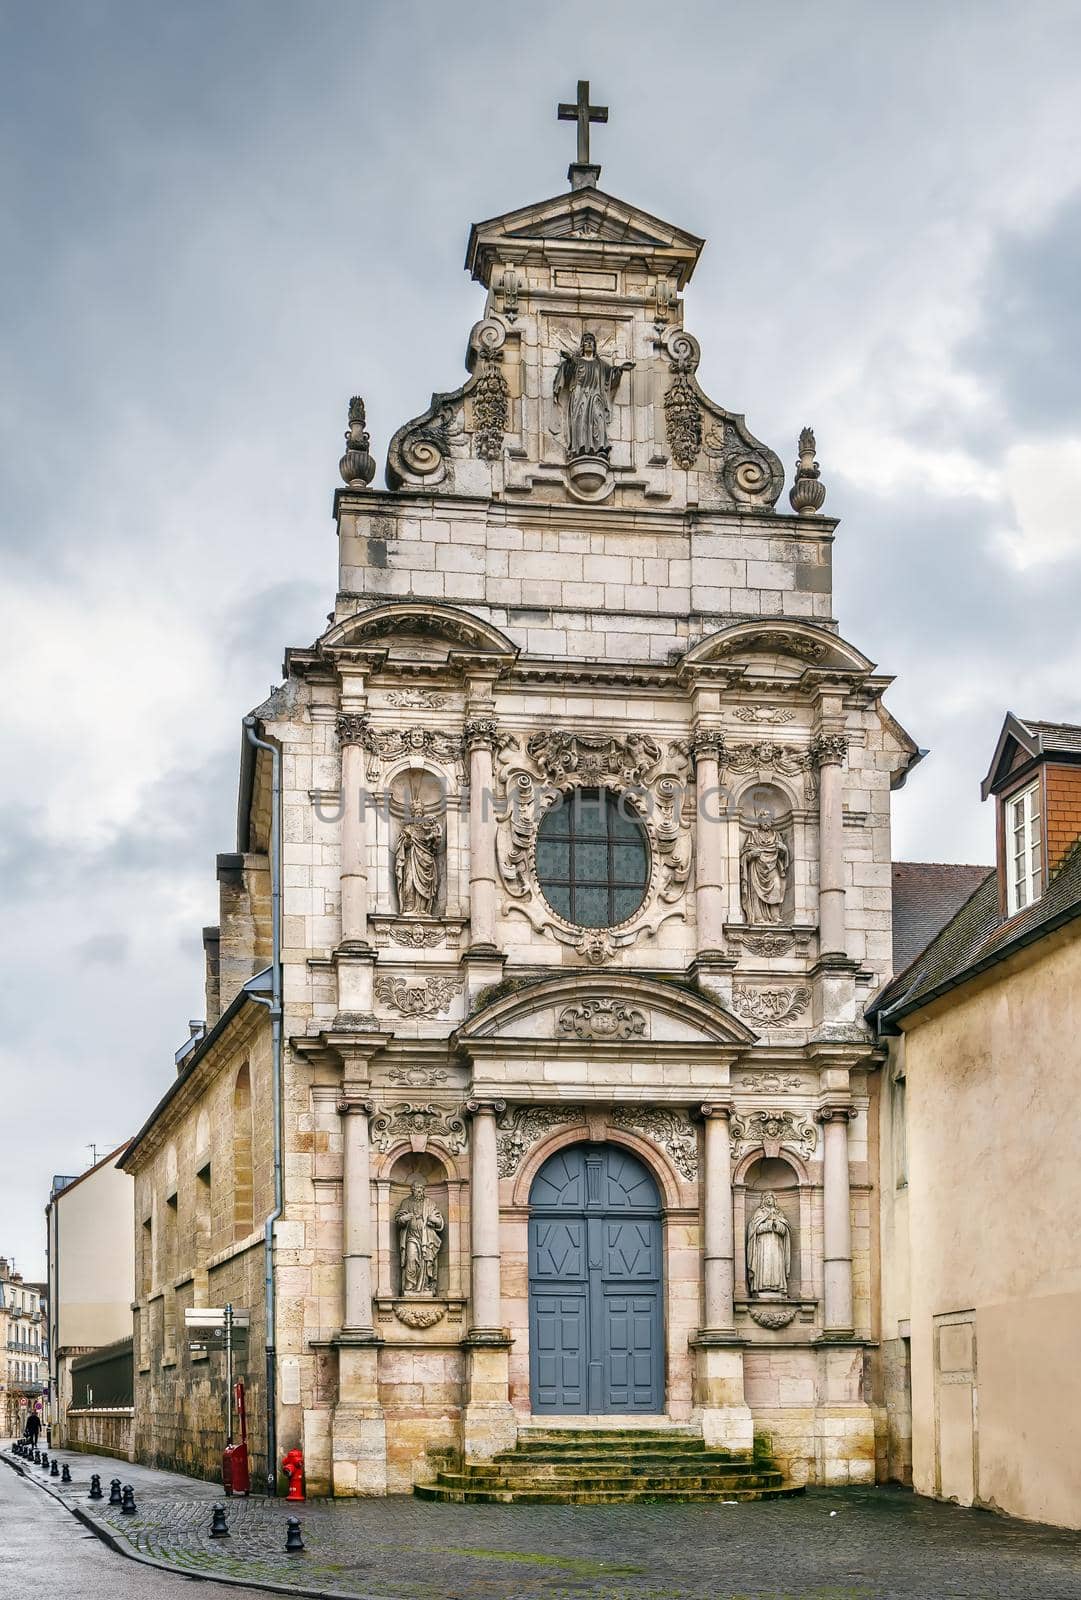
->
[0,1458,268,1600]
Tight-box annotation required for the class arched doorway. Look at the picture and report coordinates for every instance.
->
[528,1143,663,1415]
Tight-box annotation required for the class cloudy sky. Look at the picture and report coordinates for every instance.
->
[3,0,1081,1276]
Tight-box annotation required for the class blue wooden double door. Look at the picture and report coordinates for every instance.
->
[528,1143,664,1414]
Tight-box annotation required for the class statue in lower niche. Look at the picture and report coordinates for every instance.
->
[746,1191,791,1298]
[394,815,443,916]
[554,331,634,459]
[395,1178,445,1297]
[739,810,790,924]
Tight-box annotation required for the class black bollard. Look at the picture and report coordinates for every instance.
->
[32,1449,40,1465]
[61,1463,72,1484]
[209,1504,229,1539]
[40,1453,49,1471]
[285,1517,304,1553]
[50,1459,60,1477]
[109,1478,122,1505]
[89,1474,103,1500]
[120,1485,136,1516]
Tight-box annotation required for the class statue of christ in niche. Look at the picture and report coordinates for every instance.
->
[553,331,634,459]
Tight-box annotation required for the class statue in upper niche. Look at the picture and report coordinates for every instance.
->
[553,332,634,459]
[739,809,790,924]
[394,815,443,915]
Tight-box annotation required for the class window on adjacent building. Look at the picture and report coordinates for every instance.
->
[535,787,650,928]
[1006,780,1042,915]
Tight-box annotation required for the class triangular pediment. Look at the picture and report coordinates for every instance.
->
[457,973,756,1048]
[466,187,704,288]
[980,712,1040,799]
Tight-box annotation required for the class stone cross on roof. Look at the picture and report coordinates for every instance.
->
[558,79,608,190]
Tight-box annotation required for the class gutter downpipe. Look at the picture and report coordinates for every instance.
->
[244,715,283,1497]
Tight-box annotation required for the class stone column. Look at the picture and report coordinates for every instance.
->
[693,728,726,957]
[694,1101,753,1451]
[464,718,499,952]
[818,1106,854,1334]
[462,1098,515,1460]
[814,733,848,959]
[339,1099,374,1333]
[334,712,376,1022]
[467,1099,505,1335]
[337,713,370,946]
[332,1096,385,1495]
[700,1103,735,1330]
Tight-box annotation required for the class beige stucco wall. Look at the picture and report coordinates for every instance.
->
[900,924,1081,1528]
[54,1158,135,1349]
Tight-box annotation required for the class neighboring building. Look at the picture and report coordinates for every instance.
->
[872,713,1081,1529]
[1,1258,47,1436]
[46,1145,135,1451]
[122,96,927,1498]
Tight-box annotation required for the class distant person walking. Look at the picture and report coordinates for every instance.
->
[24,1411,40,1446]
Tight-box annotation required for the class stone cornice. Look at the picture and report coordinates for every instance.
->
[121,992,269,1172]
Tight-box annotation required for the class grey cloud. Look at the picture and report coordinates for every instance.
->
[961,188,1081,434]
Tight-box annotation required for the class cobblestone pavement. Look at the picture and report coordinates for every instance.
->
[6,1446,1081,1600]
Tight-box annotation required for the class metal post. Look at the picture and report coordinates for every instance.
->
[225,1303,234,1446]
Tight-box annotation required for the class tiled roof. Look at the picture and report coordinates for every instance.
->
[890,862,994,977]
[1018,717,1081,755]
[873,842,1081,1026]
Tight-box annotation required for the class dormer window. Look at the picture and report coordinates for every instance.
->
[1006,780,1042,915]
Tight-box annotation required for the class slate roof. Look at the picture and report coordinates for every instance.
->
[890,862,994,977]
[1018,717,1081,755]
[873,843,1081,1027]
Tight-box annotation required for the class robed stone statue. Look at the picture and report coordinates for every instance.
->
[394,815,443,916]
[739,810,790,924]
[746,1191,791,1297]
[395,1178,445,1296]
[553,332,634,459]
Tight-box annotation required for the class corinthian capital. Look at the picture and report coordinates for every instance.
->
[811,732,848,769]
[691,726,726,763]
[464,717,500,752]
[336,711,370,747]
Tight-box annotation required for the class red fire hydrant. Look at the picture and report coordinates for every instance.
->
[281,1448,305,1501]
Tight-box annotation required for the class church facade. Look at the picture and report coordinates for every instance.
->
[123,105,920,1495]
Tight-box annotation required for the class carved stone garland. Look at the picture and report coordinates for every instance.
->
[496,1106,587,1177]
[664,368,703,469]
[611,1107,698,1180]
[369,1102,468,1154]
[473,355,509,461]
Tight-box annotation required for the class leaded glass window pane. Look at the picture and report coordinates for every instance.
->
[535,787,650,928]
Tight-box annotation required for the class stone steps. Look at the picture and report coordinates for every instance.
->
[428,1470,786,1493]
[415,1482,800,1504]
[416,1426,801,1505]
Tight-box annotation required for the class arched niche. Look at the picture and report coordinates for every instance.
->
[382,766,452,918]
[732,779,797,927]
[374,1149,467,1304]
[733,1151,811,1301]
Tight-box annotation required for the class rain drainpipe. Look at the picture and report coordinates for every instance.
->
[244,715,283,1497]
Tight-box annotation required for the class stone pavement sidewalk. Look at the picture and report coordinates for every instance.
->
[6,1443,1081,1600]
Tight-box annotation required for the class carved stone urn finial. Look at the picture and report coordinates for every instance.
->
[339,395,377,487]
[789,426,826,515]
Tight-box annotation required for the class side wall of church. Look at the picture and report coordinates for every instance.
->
[130,1014,273,1483]
[900,929,1081,1528]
